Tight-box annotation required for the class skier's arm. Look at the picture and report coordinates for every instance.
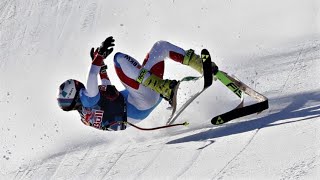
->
[80,54,103,102]
[86,36,115,93]
[80,36,115,108]
[91,48,111,86]
[85,61,101,97]
[79,55,103,108]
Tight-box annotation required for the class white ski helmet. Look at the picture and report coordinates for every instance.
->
[57,79,85,111]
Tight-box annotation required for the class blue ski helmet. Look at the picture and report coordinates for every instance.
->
[57,79,84,111]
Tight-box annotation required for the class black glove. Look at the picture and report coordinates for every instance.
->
[90,47,96,60]
[90,36,115,60]
[98,36,115,58]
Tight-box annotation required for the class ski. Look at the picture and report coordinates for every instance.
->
[167,49,213,125]
[167,81,181,120]
[212,100,268,125]
[211,72,269,125]
[166,49,268,126]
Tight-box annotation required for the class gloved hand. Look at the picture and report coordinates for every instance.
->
[98,36,115,58]
[91,36,115,66]
[90,47,98,60]
[90,48,108,73]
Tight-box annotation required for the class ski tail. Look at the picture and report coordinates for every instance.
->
[212,71,268,125]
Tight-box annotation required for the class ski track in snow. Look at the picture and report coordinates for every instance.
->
[133,139,168,179]
[213,129,259,180]
[80,2,98,32]
[15,152,67,179]
[175,134,209,179]
[52,146,94,179]
[16,146,92,179]
[56,0,74,41]
[281,45,305,92]
[101,144,130,179]
[280,42,314,94]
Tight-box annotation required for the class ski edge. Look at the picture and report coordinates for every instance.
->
[167,81,181,120]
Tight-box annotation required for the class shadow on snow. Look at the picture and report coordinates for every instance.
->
[167,90,320,145]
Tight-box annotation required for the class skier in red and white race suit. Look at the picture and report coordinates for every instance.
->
[57,36,204,131]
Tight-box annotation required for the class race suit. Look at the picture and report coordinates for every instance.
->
[78,41,187,131]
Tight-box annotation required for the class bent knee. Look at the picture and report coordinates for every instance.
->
[114,52,129,68]
[113,52,125,62]
[153,40,170,49]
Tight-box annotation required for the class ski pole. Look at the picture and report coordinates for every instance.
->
[125,121,189,131]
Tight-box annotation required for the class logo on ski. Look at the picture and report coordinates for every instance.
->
[215,116,224,125]
[201,54,209,62]
[226,82,242,98]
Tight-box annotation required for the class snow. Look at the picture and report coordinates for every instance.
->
[0,0,319,179]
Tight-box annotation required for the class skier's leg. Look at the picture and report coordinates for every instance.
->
[142,40,204,75]
[134,40,209,104]
[142,40,185,77]
[134,41,210,104]
[113,52,161,120]
[114,51,177,106]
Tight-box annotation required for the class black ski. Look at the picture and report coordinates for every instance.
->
[201,49,213,89]
[212,100,269,125]
[211,72,269,125]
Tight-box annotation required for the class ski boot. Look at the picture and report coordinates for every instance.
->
[183,49,203,74]
[184,49,219,77]
[137,69,178,105]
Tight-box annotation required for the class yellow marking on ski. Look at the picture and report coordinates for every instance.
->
[215,116,224,125]
[202,54,209,62]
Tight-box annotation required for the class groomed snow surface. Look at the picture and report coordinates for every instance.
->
[1,0,319,179]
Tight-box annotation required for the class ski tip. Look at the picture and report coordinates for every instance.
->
[201,49,210,55]
[201,49,211,64]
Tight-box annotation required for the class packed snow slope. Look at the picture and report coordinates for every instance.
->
[1,0,320,179]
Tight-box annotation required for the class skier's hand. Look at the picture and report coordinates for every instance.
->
[90,47,108,72]
[90,47,98,60]
[98,36,115,59]
[90,36,114,66]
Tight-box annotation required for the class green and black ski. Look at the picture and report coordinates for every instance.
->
[211,72,268,125]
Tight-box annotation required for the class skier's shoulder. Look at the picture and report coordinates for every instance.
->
[79,88,100,108]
